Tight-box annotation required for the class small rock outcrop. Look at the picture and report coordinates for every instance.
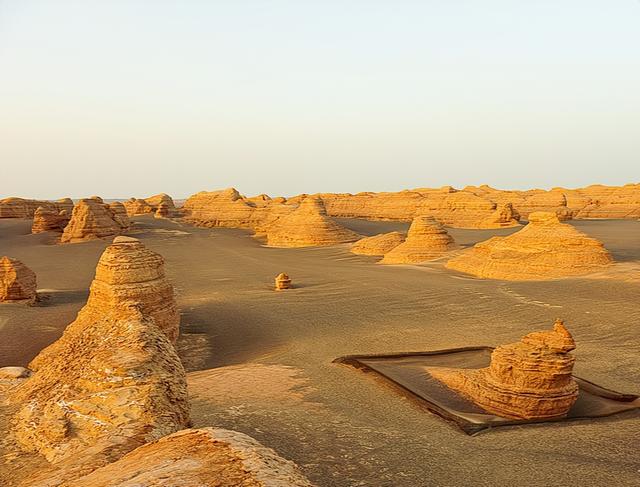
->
[60,199,125,243]
[71,428,315,487]
[477,203,521,229]
[275,273,292,290]
[429,320,579,420]
[446,211,613,280]
[31,207,70,233]
[9,237,188,476]
[265,197,360,247]
[380,216,456,264]
[351,232,405,256]
[0,256,37,303]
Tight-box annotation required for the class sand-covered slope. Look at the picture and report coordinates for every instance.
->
[446,212,613,280]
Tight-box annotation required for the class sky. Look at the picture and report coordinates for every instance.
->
[1,1,639,199]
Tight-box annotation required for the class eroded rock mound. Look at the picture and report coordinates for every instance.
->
[380,216,456,264]
[265,197,360,247]
[124,197,154,216]
[275,272,292,290]
[31,207,70,234]
[107,201,131,230]
[0,197,73,218]
[446,211,612,280]
[0,256,37,303]
[477,203,521,229]
[60,199,125,243]
[183,188,256,228]
[9,237,188,478]
[429,320,579,420]
[351,232,405,256]
[154,202,174,218]
[72,428,314,487]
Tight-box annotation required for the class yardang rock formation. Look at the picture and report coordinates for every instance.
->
[0,257,37,303]
[265,197,360,247]
[446,211,613,280]
[429,320,579,420]
[60,198,129,243]
[31,207,70,234]
[380,216,456,264]
[351,232,405,256]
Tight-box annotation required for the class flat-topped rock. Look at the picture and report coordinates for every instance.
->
[0,256,37,303]
[380,216,456,264]
[446,211,613,280]
[429,320,579,420]
[265,197,360,247]
[351,232,405,256]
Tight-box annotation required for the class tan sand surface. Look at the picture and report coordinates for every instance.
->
[1,215,639,486]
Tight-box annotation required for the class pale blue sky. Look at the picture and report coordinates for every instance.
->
[1,1,639,199]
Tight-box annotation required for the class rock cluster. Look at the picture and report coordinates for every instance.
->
[31,207,70,233]
[275,272,292,290]
[351,232,405,256]
[0,256,37,303]
[9,237,188,476]
[60,198,130,243]
[0,197,73,218]
[265,197,360,247]
[429,320,579,420]
[70,428,315,487]
[380,216,456,264]
[446,211,613,280]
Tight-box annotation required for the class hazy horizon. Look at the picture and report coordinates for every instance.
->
[2,1,639,200]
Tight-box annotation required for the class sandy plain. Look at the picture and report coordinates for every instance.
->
[1,215,639,486]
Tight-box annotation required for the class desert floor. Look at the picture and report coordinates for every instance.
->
[1,216,639,487]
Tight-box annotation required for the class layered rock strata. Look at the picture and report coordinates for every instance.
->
[351,232,405,256]
[445,211,613,280]
[31,207,70,233]
[60,199,125,243]
[107,201,131,230]
[477,203,521,229]
[0,256,37,303]
[183,188,256,228]
[265,197,360,247]
[275,273,292,290]
[429,320,579,420]
[380,216,456,264]
[70,428,315,487]
[124,197,154,216]
[0,197,73,218]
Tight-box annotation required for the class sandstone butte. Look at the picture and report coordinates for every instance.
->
[8,236,188,480]
[445,211,613,280]
[31,207,70,234]
[429,319,579,420]
[182,188,256,228]
[0,256,37,303]
[351,231,405,256]
[0,197,73,219]
[66,428,314,487]
[275,272,292,290]
[60,198,130,243]
[265,197,361,247]
[380,216,456,264]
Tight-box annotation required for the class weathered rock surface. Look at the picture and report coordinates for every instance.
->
[0,256,37,303]
[154,202,174,218]
[107,201,131,230]
[31,207,70,234]
[123,197,154,216]
[183,188,256,228]
[429,320,579,420]
[446,211,613,280]
[0,366,31,379]
[351,232,405,256]
[275,272,292,290]
[380,216,456,264]
[265,197,360,247]
[8,237,188,480]
[0,197,73,219]
[60,199,125,243]
[477,203,521,229]
[70,428,315,487]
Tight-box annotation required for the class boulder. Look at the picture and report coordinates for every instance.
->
[0,256,37,303]
[351,232,405,256]
[429,320,579,420]
[380,216,456,264]
[265,197,360,247]
[445,211,613,280]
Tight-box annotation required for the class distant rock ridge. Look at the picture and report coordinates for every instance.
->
[445,211,613,280]
[429,320,579,420]
[380,216,456,264]
[0,197,73,219]
[0,256,37,303]
[264,197,361,247]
